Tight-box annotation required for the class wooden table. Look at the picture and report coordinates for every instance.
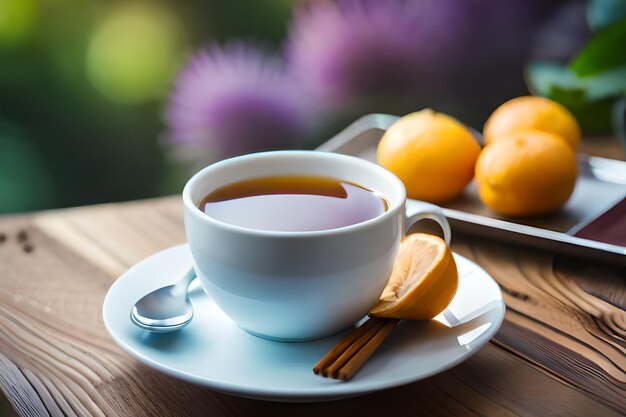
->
[1,150,625,417]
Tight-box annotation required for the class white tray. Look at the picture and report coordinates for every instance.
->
[318,114,626,266]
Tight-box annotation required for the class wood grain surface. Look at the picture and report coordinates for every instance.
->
[0,196,624,417]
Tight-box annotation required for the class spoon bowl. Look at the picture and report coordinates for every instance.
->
[130,267,197,333]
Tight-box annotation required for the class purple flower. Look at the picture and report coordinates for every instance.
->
[286,0,549,114]
[167,43,314,157]
[530,0,590,63]
[286,0,469,107]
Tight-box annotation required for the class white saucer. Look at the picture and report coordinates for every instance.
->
[103,244,504,402]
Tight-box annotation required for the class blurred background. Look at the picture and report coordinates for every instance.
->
[1,0,624,214]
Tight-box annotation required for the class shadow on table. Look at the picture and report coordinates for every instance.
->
[0,391,19,417]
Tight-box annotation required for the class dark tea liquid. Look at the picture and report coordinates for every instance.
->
[199,176,388,232]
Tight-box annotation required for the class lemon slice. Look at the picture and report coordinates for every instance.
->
[369,233,459,321]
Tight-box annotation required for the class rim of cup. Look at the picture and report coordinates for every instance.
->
[182,150,406,238]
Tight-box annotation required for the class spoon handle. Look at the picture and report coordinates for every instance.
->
[172,267,197,296]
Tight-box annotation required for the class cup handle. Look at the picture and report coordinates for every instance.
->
[404,199,451,245]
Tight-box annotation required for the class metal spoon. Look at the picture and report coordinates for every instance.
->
[130,267,197,333]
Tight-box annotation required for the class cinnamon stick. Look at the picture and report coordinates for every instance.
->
[323,319,385,378]
[312,317,382,375]
[336,319,400,380]
[313,318,399,380]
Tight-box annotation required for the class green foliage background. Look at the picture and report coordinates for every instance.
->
[0,0,294,213]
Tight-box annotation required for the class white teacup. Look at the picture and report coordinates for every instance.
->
[183,151,450,341]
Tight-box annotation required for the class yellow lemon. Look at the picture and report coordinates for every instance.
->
[475,130,577,217]
[377,109,481,203]
[484,96,581,150]
[369,233,458,321]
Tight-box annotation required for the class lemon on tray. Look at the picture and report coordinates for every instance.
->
[369,233,458,321]
[377,109,481,203]
[475,130,577,217]
[483,96,581,150]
